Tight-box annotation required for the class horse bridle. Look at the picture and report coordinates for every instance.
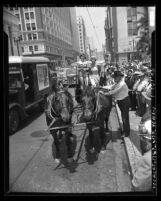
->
[51,90,70,118]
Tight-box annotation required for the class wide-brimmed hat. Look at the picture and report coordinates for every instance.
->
[133,71,144,76]
[113,70,124,78]
[142,87,151,101]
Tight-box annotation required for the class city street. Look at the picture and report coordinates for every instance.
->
[9,88,133,193]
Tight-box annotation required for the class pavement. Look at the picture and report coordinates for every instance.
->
[115,104,142,176]
[9,89,133,193]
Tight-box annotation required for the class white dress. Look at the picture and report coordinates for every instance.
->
[89,66,100,87]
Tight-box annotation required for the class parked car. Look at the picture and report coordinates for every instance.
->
[9,56,51,134]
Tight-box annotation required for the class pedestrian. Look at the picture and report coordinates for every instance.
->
[141,86,151,123]
[132,119,152,191]
[100,70,130,137]
[125,69,133,110]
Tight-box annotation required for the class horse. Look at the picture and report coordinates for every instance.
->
[75,68,91,104]
[80,85,112,153]
[45,87,74,163]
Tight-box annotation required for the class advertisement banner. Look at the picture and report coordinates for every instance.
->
[36,64,49,91]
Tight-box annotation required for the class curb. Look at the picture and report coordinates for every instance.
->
[115,104,142,176]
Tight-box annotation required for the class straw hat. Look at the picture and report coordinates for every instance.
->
[133,71,144,76]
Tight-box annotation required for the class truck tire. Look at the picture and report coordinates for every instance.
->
[9,108,20,134]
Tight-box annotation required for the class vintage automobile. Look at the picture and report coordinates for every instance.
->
[9,56,52,134]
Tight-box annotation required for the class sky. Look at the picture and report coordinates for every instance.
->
[76,7,107,52]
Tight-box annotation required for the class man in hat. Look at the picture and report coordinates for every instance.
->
[141,86,151,123]
[100,70,130,137]
[135,71,149,116]
[132,119,152,191]
[125,69,134,110]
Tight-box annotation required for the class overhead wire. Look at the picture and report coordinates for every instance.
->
[86,7,101,48]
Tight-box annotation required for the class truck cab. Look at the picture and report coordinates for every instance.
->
[9,56,51,134]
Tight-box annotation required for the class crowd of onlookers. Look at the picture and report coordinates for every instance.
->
[108,61,152,192]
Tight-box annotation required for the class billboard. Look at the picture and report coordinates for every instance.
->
[36,64,49,91]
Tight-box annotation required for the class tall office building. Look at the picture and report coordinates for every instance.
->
[77,16,87,55]
[3,6,21,56]
[5,7,80,66]
[105,7,149,63]
[69,7,80,62]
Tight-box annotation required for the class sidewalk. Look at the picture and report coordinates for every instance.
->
[115,105,142,175]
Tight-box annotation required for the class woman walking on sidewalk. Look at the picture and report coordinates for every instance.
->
[100,70,130,137]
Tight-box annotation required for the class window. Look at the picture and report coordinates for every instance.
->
[33,33,37,40]
[15,14,20,19]
[30,12,34,19]
[21,46,24,52]
[29,46,33,52]
[25,12,30,20]
[15,7,19,11]
[18,24,21,31]
[10,7,14,11]
[34,45,38,51]
[28,33,32,40]
[31,23,36,30]
[19,35,23,41]
[26,23,31,31]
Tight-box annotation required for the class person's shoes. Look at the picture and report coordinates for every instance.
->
[89,147,95,154]
[100,145,106,154]
[67,157,73,163]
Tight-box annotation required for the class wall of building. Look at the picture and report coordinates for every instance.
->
[70,7,80,56]
[3,7,21,56]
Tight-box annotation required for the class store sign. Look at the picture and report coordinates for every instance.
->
[36,64,49,91]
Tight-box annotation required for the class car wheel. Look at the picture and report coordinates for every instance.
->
[9,108,20,134]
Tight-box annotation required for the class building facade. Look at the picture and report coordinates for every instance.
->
[5,7,80,67]
[3,7,21,56]
[77,16,87,56]
[105,7,149,63]
[69,7,80,62]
